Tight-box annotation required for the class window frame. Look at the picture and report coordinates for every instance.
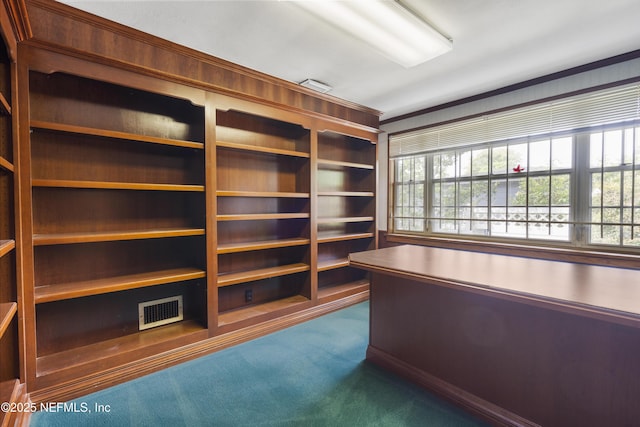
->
[389,121,640,255]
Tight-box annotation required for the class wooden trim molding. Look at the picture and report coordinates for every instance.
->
[0,380,30,427]
[1,0,30,59]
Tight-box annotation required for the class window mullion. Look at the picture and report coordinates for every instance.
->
[424,155,430,232]
[488,147,493,237]
[574,133,590,247]
[619,134,625,246]
[599,134,605,240]
[457,150,461,234]
[427,154,436,233]
[632,127,637,240]
[506,143,510,235]
[523,146,529,239]
[410,156,415,230]
[547,150,553,238]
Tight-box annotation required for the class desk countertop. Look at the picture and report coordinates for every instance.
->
[349,245,640,326]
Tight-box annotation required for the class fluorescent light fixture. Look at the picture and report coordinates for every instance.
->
[299,78,333,93]
[294,0,452,68]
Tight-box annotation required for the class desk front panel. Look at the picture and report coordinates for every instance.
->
[368,272,640,427]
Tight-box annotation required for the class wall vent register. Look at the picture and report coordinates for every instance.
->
[138,296,184,330]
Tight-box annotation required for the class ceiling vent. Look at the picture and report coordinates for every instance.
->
[299,79,332,94]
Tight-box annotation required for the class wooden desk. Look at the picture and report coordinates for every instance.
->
[349,245,640,427]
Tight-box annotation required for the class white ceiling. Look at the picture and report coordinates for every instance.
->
[61,0,640,121]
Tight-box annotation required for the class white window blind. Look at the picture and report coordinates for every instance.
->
[389,83,640,157]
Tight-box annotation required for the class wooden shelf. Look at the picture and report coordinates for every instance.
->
[318,216,374,224]
[0,239,15,257]
[218,238,310,254]
[35,268,206,303]
[33,228,206,246]
[218,295,309,327]
[318,191,375,197]
[318,232,374,243]
[32,179,204,192]
[0,91,10,115]
[217,213,309,221]
[317,158,374,170]
[317,279,370,300]
[36,320,207,377]
[218,263,309,287]
[0,302,17,338]
[217,190,309,198]
[217,140,310,158]
[0,155,13,172]
[30,120,205,150]
[318,258,350,272]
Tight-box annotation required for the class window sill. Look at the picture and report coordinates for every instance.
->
[383,232,640,270]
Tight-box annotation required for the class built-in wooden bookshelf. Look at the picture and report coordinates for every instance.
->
[316,130,376,301]
[3,0,379,403]
[215,106,313,329]
[23,70,209,385]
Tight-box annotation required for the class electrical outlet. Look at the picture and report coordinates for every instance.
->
[245,289,253,302]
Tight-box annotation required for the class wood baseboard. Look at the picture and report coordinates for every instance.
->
[0,380,31,427]
[366,345,539,427]
[28,292,368,404]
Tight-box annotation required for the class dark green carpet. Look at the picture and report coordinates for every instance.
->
[30,302,488,426]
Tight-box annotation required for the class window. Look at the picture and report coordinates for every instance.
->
[588,126,640,247]
[426,136,572,240]
[392,155,426,232]
[389,83,640,251]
